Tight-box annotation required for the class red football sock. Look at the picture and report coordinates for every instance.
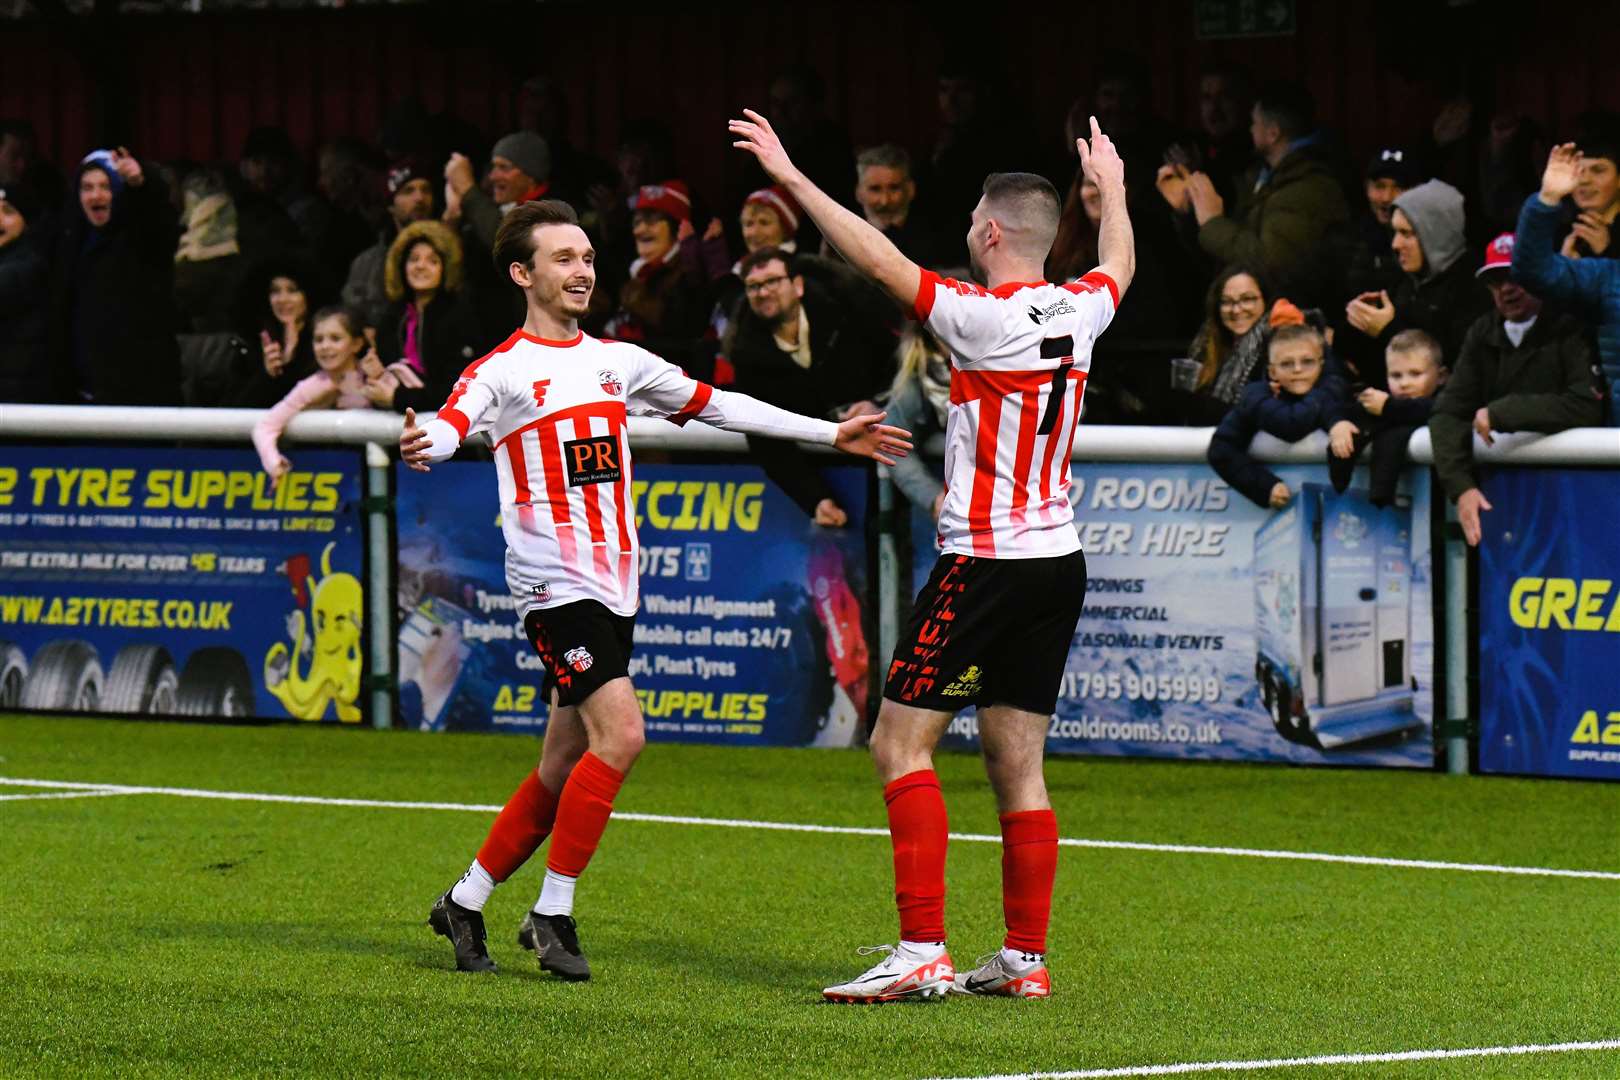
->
[545,752,626,878]
[473,773,563,880]
[884,769,948,942]
[475,769,562,882]
[1001,809,1058,954]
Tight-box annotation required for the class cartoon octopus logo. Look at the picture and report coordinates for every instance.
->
[265,541,363,722]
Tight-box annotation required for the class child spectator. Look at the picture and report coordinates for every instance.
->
[1207,324,1345,509]
[252,306,379,484]
[1327,329,1445,506]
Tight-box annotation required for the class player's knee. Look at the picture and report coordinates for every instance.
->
[585,716,644,770]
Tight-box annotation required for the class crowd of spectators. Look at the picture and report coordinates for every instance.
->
[0,62,1613,543]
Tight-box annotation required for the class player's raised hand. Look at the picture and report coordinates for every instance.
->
[1076,115,1125,193]
[1540,142,1582,205]
[400,407,433,473]
[730,110,801,185]
[833,411,912,467]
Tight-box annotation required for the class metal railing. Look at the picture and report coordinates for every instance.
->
[4,404,1618,769]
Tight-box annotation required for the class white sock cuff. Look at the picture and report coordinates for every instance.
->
[449,859,497,912]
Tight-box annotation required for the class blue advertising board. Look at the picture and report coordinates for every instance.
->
[910,462,1435,767]
[1478,469,1620,781]
[0,446,367,721]
[396,461,873,746]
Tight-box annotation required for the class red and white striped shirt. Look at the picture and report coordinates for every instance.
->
[420,328,837,617]
[915,268,1118,559]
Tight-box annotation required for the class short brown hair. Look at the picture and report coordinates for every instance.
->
[1267,323,1325,359]
[980,172,1061,258]
[1387,327,1443,368]
[737,246,794,280]
[492,198,580,275]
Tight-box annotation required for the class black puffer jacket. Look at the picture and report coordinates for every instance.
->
[47,166,182,404]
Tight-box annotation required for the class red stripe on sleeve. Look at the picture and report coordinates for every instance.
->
[440,407,471,441]
[668,382,714,427]
[913,268,941,321]
[1064,271,1120,308]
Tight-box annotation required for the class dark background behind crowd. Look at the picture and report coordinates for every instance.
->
[0,0,1615,532]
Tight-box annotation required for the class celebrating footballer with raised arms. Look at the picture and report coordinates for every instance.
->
[732,110,1134,1002]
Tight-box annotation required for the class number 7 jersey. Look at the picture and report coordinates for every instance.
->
[434,328,727,618]
[913,268,1119,559]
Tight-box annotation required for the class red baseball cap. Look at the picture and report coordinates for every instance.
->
[1477,232,1515,277]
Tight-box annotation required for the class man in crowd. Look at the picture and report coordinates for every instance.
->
[1342,146,1426,296]
[726,246,900,526]
[343,156,436,329]
[1190,64,1255,204]
[842,145,951,269]
[1514,142,1620,421]
[1431,232,1605,545]
[1160,82,1348,307]
[446,131,552,330]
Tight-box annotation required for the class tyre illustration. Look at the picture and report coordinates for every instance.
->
[19,640,104,713]
[175,648,255,718]
[0,641,27,709]
[103,645,180,715]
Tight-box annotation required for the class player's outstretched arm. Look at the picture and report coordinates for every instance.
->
[832,411,913,468]
[1076,116,1135,297]
[400,406,464,472]
[730,109,921,307]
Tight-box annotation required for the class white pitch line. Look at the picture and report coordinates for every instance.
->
[0,789,138,803]
[1,776,1617,883]
[921,1038,1620,1080]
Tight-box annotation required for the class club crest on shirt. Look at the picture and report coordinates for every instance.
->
[530,582,551,603]
[598,369,623,396]
[564,646,594,673]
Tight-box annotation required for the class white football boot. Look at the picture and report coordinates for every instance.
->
[950,949,1052,998]
[822,943,955,1003]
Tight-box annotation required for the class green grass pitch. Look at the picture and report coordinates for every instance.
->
[1,714,1617,1079]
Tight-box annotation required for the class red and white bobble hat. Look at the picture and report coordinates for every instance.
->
[1477,231,1515,277]
[633,180,692,224]
[742,185,801,234]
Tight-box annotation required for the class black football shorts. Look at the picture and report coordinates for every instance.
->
[884,550,1087,716]
[523,600,636,708]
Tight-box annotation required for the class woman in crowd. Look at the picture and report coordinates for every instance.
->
[605,180,713,377]
[882,323,952,522]
[230,254,331,408]
[367,219,484,414]
[252,306,379,483]
[1175,264,1277,425]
